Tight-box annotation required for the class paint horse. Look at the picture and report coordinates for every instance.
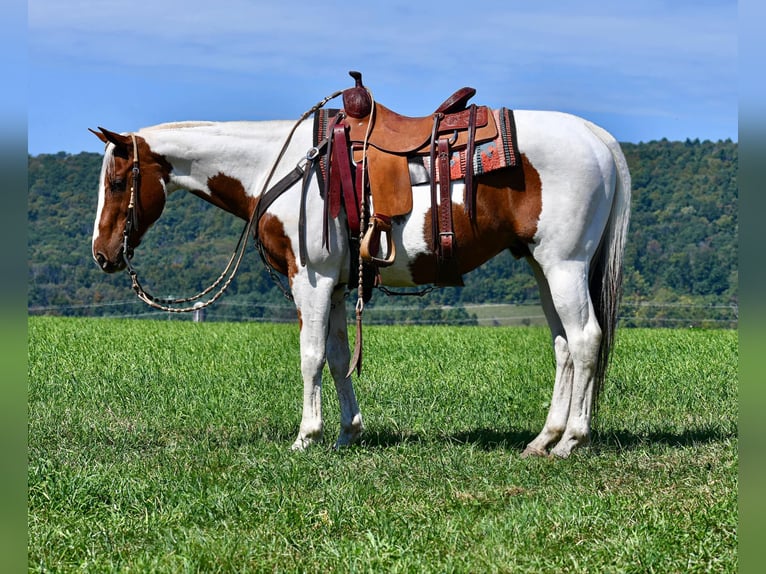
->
[90,83,630,458]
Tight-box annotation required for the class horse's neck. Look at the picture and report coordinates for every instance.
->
[142,120,309,219]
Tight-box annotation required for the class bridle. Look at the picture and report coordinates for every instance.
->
[121,132,259,312]
[119,90,342,313]
[121,134,140,263]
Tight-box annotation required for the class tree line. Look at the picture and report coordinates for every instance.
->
[28,138,737,326]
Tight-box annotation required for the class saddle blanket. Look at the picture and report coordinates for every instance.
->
[408,107,520,185]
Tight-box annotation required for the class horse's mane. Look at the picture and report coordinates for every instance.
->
[139,121,217,132]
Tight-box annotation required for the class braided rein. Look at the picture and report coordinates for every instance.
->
[121,90,343,313]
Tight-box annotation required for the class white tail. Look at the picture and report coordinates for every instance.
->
[585,120,632,402]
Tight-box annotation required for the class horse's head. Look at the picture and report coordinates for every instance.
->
[90,127,171,272]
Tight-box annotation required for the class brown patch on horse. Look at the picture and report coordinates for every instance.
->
[502,153,543,250]
[257,212,299,284]
[410,154,542,284]
[192,173,255,220]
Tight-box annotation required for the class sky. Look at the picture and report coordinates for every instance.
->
[27,0,738,155]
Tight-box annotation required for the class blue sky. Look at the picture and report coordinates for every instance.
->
[27,0,737,155]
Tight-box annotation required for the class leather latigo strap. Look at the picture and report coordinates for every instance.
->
[330,124,355,221]
[429,116,441,261]
[464,104,478,221]
[327,119,362,239]
[437,137,454,261]
[427,114,463,285]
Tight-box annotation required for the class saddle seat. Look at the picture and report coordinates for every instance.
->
[344,94,493,157]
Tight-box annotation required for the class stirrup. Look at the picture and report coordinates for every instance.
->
[360,214,396,267]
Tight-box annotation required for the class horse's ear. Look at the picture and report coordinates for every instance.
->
[92,127,131,148]
[88,128,108,144]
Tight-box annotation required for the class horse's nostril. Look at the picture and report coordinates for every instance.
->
[95,252,108,268]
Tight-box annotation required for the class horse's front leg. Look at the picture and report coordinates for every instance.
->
[326,286,364,448]
[291,275,336,451]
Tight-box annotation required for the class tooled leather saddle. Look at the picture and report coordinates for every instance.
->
[316,71,519,286]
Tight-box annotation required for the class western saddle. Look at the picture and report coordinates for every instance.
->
[322,71,500,286]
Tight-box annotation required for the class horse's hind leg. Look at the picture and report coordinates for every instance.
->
[522,259,575,457]
[526,259,601,458]
[326,286,364,448]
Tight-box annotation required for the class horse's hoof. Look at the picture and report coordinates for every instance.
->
[291,440,308,451]
[291,435,321,451]
[333,415,364,450]
[550,432,590,459]
[549,440,586,459]
[334,430,363,450]
[549,445,572,459]
[520,445,548,458]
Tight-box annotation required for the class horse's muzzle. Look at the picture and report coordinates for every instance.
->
[94,251,128,273]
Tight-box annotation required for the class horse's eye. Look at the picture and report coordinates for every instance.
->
[109,178,126,192]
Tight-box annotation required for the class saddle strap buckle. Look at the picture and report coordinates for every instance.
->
[439,231,455,260]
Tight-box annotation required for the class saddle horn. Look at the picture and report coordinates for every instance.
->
[343,70,372,119]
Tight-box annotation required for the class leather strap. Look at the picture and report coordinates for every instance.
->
[330,123,352,219]
[298,163,311,267]
[255,166,307,237]
[336,126,359,235]
[323,115,340,249]
[465,104,477,221]
[429,115,441,255]
[437,137,454,261]
[326,120,361,243]
[349,157,364,237]
[426,114,463,285]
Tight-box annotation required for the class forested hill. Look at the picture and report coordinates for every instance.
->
[28,138,737,326]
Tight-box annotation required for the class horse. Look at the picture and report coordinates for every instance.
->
[90,94,630,459]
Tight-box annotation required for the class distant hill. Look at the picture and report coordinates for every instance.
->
[28,139,737,326]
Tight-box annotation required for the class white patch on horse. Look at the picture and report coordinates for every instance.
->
[91,143,113,255]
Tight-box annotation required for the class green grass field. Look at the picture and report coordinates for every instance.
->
[28,317,737,572]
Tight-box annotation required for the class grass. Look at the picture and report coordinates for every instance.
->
[462,303,546,326]
[28,317,737,572]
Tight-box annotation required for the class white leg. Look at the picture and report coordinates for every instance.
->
[523,259,575,457]
[523,259,601,458]
[290,275,335,451]
[326,287,364,448]
[524,335,575,456]
[546,261,601,458]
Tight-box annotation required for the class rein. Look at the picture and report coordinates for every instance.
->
[122,90,343,312]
